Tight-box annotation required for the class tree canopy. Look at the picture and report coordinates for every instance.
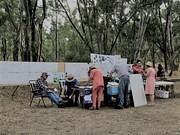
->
[0,0,179,71]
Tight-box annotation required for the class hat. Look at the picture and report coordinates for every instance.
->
[41,72,50,79]
[137,61,142,65]
[146,61,153,67]
[89,65,96,70]
[66,74,75,82]
[41,72,49,76]
[136,58,142,63]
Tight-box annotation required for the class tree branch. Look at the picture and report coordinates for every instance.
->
[57,0,93,52]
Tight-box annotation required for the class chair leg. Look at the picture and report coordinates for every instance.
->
[38,98,41,106]
[30,95,35,107]
[41,97,46,107]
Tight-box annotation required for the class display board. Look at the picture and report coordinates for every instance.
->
[91,53,121,64]
[0,61,30,85]
[0,61,63,85]
[65,63,90,81]
[129,74,147,107]
[90,53,127,76]
[29,62,59,82]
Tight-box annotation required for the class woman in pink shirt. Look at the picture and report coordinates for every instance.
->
[144,61,156,104]
[88,66,104,110]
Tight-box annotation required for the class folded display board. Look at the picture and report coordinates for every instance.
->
[65,63,90,81]
[129,74,147,107]
[0,61,62,85]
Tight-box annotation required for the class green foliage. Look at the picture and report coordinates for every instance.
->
[0,0,179,71]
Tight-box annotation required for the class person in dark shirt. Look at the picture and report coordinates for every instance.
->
[157,64,165,80]
[35,72,64,108]
[64,74,79,106]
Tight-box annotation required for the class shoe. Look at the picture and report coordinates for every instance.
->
[124,103,129,108]
[96,107,100,110]
[114,105,123,109]
[58,102,65,108]
[89,106,95,110]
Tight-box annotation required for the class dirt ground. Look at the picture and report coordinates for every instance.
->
[0,81,180,135]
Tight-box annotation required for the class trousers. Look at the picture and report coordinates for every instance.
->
[117,75,130,106]
[92,86,104,108]
[47,91,62,106]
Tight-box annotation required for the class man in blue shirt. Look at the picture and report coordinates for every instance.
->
[111,64,130,109]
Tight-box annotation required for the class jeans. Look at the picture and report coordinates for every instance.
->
[47,91,62,106]
[117,75,130,106]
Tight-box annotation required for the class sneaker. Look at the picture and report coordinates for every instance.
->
[58,102,65,108]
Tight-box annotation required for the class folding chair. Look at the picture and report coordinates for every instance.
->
[29,80,48,107]
[58,80,66,96]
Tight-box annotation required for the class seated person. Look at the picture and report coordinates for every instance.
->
[132,60,144,74]
[64,74,79,106]
[157,64,165,80]
[35,72,64,108]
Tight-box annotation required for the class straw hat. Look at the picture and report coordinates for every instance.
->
[66,74,75,82]
[146,61,153,67]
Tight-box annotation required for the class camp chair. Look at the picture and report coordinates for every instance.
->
[29,80,48,107]
[58,80,66,96]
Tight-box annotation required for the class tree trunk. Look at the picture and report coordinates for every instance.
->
[2,36,7,61]
[13,40,19,61]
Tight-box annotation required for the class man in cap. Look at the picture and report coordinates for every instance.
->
[35,72,64,108]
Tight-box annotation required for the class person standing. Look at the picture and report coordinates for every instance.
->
[111,64,130,109]
[144,62,156,105]
[88,65,104,110]
[132,60,144,74]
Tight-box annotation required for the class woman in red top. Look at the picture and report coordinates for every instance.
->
[132,61,144,74]
[88,65,104,110]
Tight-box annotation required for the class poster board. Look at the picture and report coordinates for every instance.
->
[0,61,30,84]
[90,53,127,76]
[65,63,90,81]
[0,61,62,85]
[90,53,121,64]
[129,74,147,107]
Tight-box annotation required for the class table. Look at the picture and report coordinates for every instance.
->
[73,86,93,95]
[155,81,175,98]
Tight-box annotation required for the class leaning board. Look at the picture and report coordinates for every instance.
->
[129,74,147,107]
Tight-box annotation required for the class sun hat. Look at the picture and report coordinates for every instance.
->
[146,61,153,67]
[65,74,75,82]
